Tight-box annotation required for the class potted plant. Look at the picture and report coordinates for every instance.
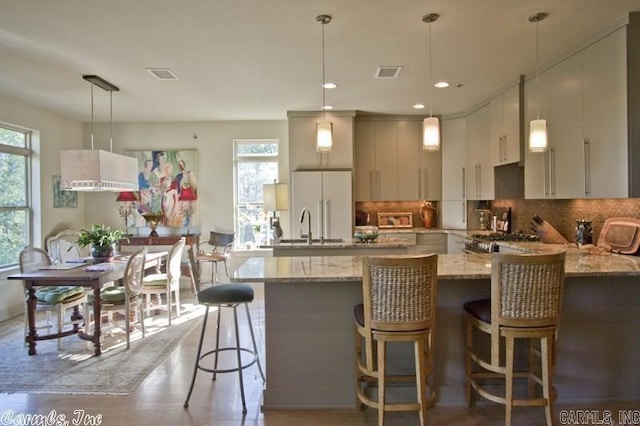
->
[77,224,127,260]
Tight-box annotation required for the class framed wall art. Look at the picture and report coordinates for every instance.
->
[52,175,77,208]
[377,212,413,229]
[124,149,198,228]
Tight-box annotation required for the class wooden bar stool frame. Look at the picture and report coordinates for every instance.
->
[464,251,566,426]
[355,254,438,426]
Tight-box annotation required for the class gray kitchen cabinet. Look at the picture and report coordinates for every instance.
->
[524,27,628,199]
[441,118,467,229]
[465,104,494,200]
[355,117,441,201]
[288,111,355,171]
[291,170,353,242]
[447,232,466,254]
[490,83,521,166]
[414,232,446,254]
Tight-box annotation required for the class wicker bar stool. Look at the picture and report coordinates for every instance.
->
[464,251,566,426]
[183,246,264,414]
[355,254,438,426]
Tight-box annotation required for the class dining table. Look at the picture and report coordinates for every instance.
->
[8,251,167,356]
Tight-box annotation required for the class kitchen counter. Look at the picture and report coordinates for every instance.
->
[262,238,413,257]
[232,247,640,409]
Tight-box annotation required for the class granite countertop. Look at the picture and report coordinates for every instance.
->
[260,238,413,249]
[231,247,640,284]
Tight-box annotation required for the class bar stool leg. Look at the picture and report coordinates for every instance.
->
[213,306,222,380]
[183,307,210,408]
[232,305,248,414]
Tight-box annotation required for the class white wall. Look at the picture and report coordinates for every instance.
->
[0,92,85,320]
[0,93,289,321]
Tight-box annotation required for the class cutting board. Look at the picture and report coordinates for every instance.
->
[598,217,640,254]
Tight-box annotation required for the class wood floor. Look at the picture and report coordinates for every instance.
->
[0,280,636,425]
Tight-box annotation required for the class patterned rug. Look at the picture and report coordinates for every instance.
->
[0,302,204,395]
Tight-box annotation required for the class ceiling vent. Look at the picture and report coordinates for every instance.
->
[375,66,403,78]
[146,68,179,80]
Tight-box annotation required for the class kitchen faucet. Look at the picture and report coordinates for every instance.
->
[300,208,312,244]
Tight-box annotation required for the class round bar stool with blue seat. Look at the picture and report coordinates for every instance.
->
[183,246,265,414]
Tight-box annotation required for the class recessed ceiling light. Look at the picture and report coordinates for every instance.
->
[322,82,337,89]
[322,105,333,110]
[434,81,450,88]
[413,104,426,109]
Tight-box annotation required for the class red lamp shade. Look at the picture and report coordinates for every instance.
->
[179,187,197,201]
[116,191,138,202]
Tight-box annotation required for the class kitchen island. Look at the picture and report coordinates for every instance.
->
[261,238,412,257]
[232,247,640,409]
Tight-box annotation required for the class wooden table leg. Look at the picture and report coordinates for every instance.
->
[92,286,102,356]
[26,284,37,356]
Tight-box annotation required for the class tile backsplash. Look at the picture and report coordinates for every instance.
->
[357,198,640,243]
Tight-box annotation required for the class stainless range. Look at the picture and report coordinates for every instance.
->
[463,232,540,253]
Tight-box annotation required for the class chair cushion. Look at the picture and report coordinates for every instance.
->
[143,273,168,286]
[87,286,125,304]
[463,299,491,324]
[197,253,226,262]
[198,283,254,305]
[354,303,364,327]
[35,286,85,304]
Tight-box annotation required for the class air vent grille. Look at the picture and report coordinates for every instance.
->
[375,66,403,78]
[146,68,179,80]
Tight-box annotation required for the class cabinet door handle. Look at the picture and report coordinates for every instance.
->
[417,169,422,199]
[369,171,374,200]
[461,167,466,199]
[317,200,323,238]
[549,148,556,197]
[462,201,466,224]
[324,200,330,239]
[503,135,507,162]
[543,150,549,197]
[423,168,428,199]
[584,138,590,196]
[376,171,381,200]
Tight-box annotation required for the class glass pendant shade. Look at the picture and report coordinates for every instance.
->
[422,117,440,151]
[316,120,333,152]
[529,119,548,152]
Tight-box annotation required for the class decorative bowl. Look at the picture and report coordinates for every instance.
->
[354,226,379,243]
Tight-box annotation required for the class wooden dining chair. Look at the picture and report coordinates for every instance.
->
[86,247,148,350]
[142,237,186,325]
[19,247,87,350]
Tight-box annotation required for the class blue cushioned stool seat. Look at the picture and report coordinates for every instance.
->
[463,299,491,323]
[198,284,254,305]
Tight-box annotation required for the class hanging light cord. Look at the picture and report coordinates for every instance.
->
[109,91,113,152]
[90,83,95,150]
[321,20,326,120]
[428,20,433,118]
[535,18,540,121]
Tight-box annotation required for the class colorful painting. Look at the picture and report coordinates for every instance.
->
[52,175,78,208]
[124,150,198,228]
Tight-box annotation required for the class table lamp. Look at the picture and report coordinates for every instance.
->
[116,191,138,235]
[263,182,289,244]
[178,187,197,236]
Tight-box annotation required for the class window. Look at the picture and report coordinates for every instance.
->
[234,140,279,248]
[0,125,31,269]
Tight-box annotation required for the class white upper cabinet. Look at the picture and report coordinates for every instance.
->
[466,104,494,200]
[442,118,466,200]
[355,117,441,201]
[490,83,521,166]
[524,27,628,199]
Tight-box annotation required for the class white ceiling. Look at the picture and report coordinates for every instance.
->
[1,0,639,123]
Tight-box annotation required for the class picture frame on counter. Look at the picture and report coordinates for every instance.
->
[377,212,413,228]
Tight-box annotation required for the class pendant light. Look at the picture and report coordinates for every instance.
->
[315,14,333,152]
[528,12,548,153]
[60,75,138,192]
[422,13,440,151]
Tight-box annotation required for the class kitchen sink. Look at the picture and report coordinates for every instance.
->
[279,238,344,244]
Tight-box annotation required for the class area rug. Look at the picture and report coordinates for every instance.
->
[0,302,205,395]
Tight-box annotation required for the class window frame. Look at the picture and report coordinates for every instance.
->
[233,139,279,249]
[0,123,32,270]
